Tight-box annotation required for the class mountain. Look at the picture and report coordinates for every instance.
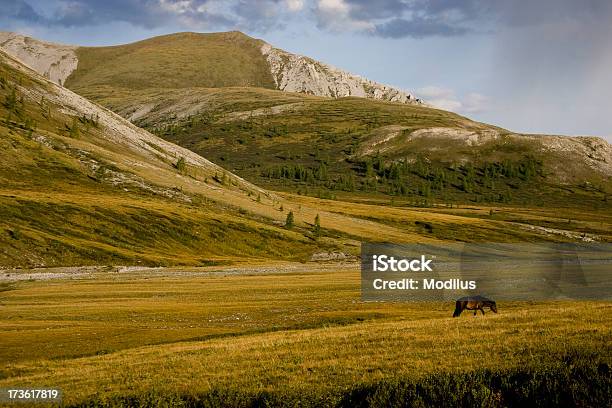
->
[0,50,324,268]
[0,32,77,86]
[5,46,468,268]
[0,31,421,104]
[2,31,610,210]
[261,42,419,103]
[0,47,299,267]
[101,86,611,208]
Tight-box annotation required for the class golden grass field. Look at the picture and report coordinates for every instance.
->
[1,265,610,406]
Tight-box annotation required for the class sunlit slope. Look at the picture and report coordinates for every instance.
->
[5,51,478,267]
[95,86,612,208]
[0,50,325,267]
[1,31,422,104]
[65,31,275,93]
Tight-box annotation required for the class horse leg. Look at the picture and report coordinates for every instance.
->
[453,303,463,317]
[481,308,485,316]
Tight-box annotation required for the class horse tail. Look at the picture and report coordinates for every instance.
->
[453,301,463,317]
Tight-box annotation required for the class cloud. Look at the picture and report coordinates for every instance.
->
[462,92,487,114]
[417,86,487,114]
[0,0,46,23]
[0,0,291,32]
[285,0,304,12]
[417,86,461,111]
[374,17,470,39]
[313,0,481,38]
[231,0,288,32]
[3,1,611,39]
[314,0,374,32]
[312,0,612,38]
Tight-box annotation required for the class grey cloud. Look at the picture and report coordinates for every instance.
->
[0,0,46,23]
[3,0,612,40]
[345,0,408,21]
[51,0,236,29]
[0,0,278,32]
[231,0,287,32]
[375,17,470,39]
[319,0,612,38]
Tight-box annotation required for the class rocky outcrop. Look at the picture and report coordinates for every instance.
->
[261,43,423,105]
[0,32,77,86]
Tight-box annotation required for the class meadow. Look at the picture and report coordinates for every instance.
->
[1,265,610,407]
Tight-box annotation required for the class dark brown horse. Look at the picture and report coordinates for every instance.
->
[453,295,497,317]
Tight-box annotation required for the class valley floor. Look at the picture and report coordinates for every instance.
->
[1,264,610,406]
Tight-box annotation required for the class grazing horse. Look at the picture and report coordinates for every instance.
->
[453,295,497,317]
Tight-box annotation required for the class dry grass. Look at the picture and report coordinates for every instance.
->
[1,267,610,405]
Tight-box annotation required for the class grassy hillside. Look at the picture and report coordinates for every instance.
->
[0,50,338,267]
[10,47,578,269]
[49,31,612,209]
[89,86,612,209]
[3,41,612,271]
[65,32,275,92]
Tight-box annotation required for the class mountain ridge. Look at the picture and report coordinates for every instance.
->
[2,31,610,209]
[0,31,422,105]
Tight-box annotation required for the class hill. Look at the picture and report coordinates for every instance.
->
[83,85,612,208]
[2,31,612,260]
[0,49,340,268]
[2,32,608,208]
[0,31,421,104]
[8,48,490,268]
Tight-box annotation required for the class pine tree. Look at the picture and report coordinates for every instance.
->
[285,211,294,229]
[313,214,321,237]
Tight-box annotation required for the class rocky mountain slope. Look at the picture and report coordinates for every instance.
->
[0,32,77,86]
[0,31,421,104]
[0,49,319,267]
[261,43,420,103]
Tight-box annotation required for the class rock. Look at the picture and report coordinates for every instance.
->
[310,251,352,261]
[261,43,423,105]
[0,32,77,86]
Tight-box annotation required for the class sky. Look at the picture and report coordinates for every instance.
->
[2,0,611,141]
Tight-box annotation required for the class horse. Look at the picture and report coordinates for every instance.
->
[453,295,497,317]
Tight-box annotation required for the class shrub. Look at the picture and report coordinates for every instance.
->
[176,157,187,173]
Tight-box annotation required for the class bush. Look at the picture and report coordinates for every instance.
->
[176,157,187,173]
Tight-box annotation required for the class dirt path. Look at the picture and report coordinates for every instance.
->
[0,261,359,282]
